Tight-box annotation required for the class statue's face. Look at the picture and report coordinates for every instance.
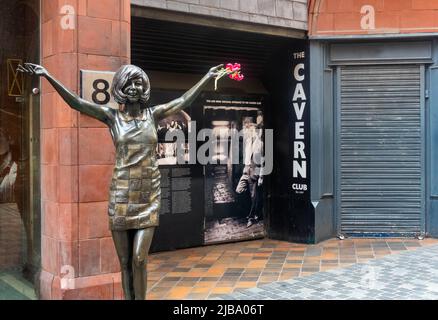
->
[123,77,144,103]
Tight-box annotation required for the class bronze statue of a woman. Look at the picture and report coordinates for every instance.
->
[18,62,231,300]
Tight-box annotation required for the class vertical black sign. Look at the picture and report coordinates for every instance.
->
[266,41,314,243]
[289,44,314,242]
[291,49,310,197]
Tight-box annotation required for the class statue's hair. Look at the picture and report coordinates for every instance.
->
[111,65,150,105]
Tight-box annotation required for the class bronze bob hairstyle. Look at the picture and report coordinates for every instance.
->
[111,65,150,105]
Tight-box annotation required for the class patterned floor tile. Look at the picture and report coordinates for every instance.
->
[146,237,438,300]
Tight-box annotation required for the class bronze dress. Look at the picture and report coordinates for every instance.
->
[106,108,161,231]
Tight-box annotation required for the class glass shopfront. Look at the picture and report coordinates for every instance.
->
[0,0,40,299]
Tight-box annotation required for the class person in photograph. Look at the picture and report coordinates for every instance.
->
[156,143,165,159]
[236,123,264,227]
[0,129,17,200]
[0,127,33,275]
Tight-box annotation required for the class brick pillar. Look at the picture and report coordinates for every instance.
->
[39,0,130,300]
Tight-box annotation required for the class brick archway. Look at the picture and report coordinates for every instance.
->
[308,0,324,35]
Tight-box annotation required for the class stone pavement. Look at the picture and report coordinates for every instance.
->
[218,243,438,300]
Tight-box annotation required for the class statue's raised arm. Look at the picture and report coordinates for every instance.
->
[17,63,114,125]
[151,64,230,120]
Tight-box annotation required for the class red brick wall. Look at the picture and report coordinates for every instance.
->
[309,0,438,36]
[40,0,130,300]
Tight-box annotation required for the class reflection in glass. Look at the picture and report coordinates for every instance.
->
[0,0,40,299]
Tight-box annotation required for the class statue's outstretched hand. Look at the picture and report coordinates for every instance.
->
[210,63,243,91]
[17,63,47,77]
[208,64,227,78]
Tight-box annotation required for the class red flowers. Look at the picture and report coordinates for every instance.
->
[230,72,245,81]
[226,63,244,81]
[214,62,245,90]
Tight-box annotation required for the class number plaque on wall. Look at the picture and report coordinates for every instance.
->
[80,70,117,109]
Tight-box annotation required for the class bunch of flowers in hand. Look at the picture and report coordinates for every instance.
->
[214,63,245,91]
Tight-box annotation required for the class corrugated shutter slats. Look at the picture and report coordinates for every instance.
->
[340,65,422,235]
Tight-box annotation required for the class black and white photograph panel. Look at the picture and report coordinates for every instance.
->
[156,142,191,166]
[203,105,265,245]
[156,110,191,166]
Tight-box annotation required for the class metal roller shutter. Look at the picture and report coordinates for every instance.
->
[339,65,423,235]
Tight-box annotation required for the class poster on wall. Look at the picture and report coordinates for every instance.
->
[149,91,205,252]
[202,98,266,245]
[156,110,195,217]
[156,110,191,166]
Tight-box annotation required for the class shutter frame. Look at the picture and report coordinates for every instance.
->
[339,65,424,235]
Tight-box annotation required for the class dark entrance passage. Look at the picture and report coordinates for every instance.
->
[0,0,41,299]
[131,16,305,251]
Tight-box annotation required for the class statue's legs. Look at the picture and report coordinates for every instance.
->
[112,230,135,300]
[132,227,155,300]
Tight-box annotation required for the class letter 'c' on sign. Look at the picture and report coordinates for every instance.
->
[294,64,305,82]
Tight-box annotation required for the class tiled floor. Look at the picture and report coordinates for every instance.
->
[146,237,438,300]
